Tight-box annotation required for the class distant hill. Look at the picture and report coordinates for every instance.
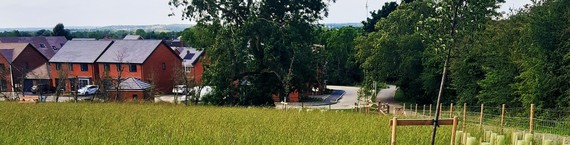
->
[0,24,193,32]
[0,23,361,32]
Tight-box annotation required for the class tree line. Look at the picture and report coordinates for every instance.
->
[0,23,180,40]
[355,0,570,113]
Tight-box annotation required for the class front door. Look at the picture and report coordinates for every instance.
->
[79,79,90,88]
[23,80,33,92]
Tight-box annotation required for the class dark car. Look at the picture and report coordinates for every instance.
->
[31,84,56,94]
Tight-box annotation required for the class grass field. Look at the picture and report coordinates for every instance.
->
[0,102,458,144]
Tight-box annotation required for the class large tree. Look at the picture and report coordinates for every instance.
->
[52,23,71,40]
[169,0,332,106]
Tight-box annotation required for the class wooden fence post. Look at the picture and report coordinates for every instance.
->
[449,103,454,118]
[501,104,506,131]
[462,103,466,132]
[415,104,418,116]
[423,104,426,116]
[391,117,398,145]
[429,104,432,117]
[530,104,534,134]
[451,116,458,145]
[480,104,484,128]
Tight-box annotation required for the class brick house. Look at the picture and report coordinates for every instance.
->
[96,40,182,94]
[177,47,205,85]
[49,40,114,91]
[0,43,50,92]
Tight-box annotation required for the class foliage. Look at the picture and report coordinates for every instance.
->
[315,27,363,86]
[0,102,456,144]
[169,0,332,106]
[52,23,71,40]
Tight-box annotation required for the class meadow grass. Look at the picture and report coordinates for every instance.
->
[0,102,456,144]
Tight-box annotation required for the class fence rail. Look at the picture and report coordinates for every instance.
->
[395,103,570,136]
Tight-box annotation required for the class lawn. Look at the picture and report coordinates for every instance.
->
[0,102,455,144]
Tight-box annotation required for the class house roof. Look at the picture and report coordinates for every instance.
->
[0,43,31,63]
[96,40,163,64]
[44,36,68,51]
[177,47,204,67]
[0,49,14,64]
[49,40,114,63]
[123,35,143,40]
[0,36,66,59]
[116,77,152,90]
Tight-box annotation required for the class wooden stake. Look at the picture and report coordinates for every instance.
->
[479,104,484,128]
[451,116,458,145]
[530,104,534,134]
[501,104,505,131]
[462,103,466,132]
[415,104,418,116]
[391,117,397,145]
[449,103,454,118]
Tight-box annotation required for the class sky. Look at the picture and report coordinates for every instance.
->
[0,0,533,28]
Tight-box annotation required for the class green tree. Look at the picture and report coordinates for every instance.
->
[52,23,71,39]
[317,27,363,85]
[169,0,331,106]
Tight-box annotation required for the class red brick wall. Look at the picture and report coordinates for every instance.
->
[13,45,48,78]
[188,57,204,85]
[50,63,98,89]
[0,55,12,92]
[97,63,143,79]
[272,90,300,102]
[141,43,182,94]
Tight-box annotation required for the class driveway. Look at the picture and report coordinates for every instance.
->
[375,85,408,114]
[276,85,361,110]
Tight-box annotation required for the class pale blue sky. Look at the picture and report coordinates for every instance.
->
[0,0,532,28]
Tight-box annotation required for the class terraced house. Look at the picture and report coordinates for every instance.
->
[96,40,182,95]
[0,43,50,92]
[49,40,114,91]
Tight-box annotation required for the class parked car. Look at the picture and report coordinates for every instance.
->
[177,86,213,102]
[31,84,56,94]
[77,85,99,95]
[172,85,188,94]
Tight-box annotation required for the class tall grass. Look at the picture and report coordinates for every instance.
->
[0,102,454,144]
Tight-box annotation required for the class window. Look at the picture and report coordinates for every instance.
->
[184,67,192,72]
[129,64,137,72]
[116,64,122,71]
[103,64,110,71]
[39,43,46,48]
[68,63,73,71]
[162,63,166,70]
[0,63,5,71]
[80,64,88,71]
[0,80,7,91]
[55,63,62,70]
